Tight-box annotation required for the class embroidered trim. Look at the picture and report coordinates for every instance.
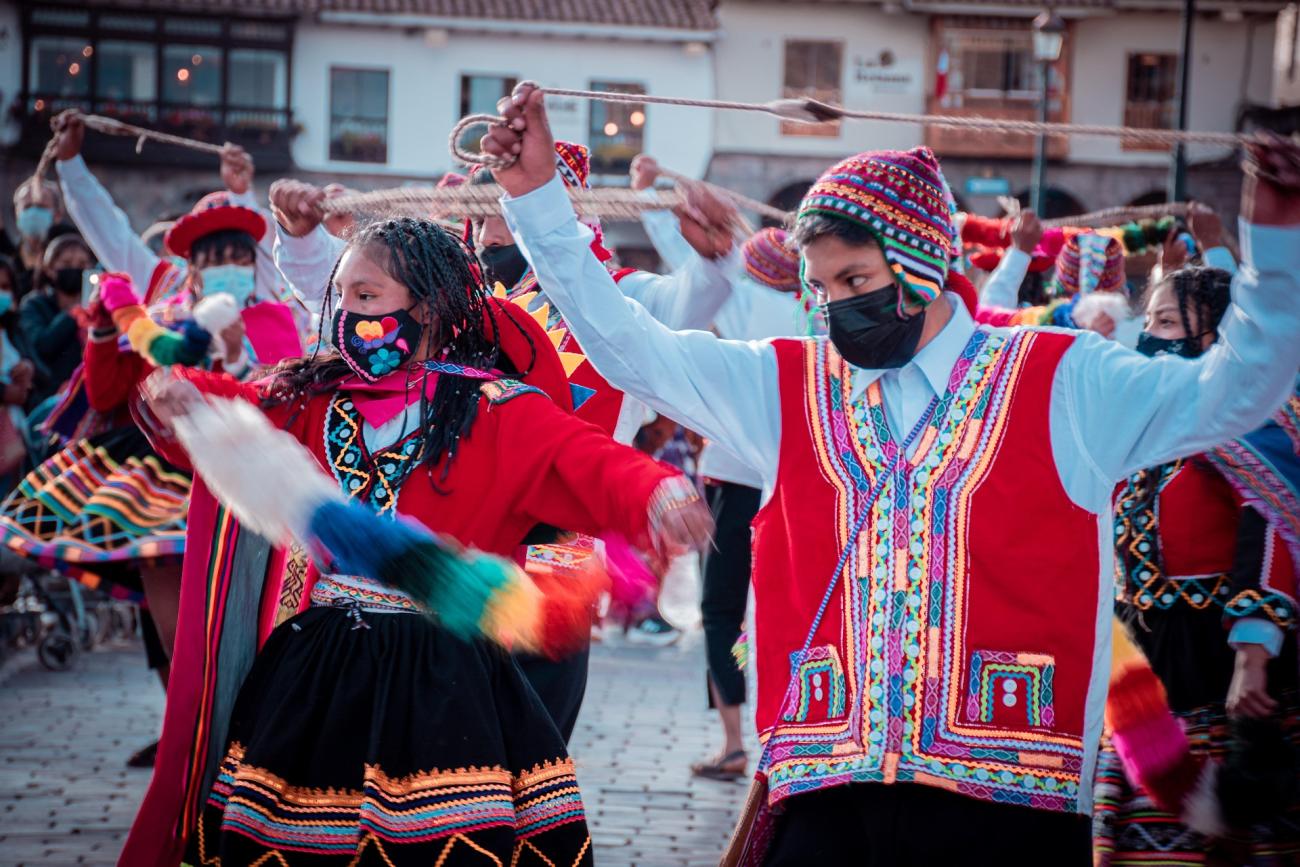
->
[204,743,587,855]
[323,394,423,517]
[759,331,1086,813]
[480,379,544,405]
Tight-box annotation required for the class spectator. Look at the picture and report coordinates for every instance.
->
[20,233,95,403]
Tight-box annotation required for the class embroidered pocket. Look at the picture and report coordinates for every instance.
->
[964,649,1056,730]
[782,645,847,724]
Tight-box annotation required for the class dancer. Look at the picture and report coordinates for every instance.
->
[265,141,738,741]
[122,214,712,867]
[483,83,1300,865]
[1095,265,1300,865]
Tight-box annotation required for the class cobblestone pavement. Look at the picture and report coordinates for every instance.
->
[0,629,750,867]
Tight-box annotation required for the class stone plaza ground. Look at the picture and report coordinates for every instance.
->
[0,628,749,867]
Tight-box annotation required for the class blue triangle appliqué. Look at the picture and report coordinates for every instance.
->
[570,383,597,410]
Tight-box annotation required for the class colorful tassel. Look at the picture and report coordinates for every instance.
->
[193,294,241,335]
[172,394,597,657]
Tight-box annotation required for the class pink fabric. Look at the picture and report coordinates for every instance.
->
[599,531,658,608]
[337,369,441,429]
[1112,712,1192,783]
[99,273,141,311]
[240,301,304,366]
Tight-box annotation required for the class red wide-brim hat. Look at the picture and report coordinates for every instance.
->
[165,191,268,260]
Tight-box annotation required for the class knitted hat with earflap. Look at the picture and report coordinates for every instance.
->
[795,146,955,308]
[742,227,801,293]
[1054,232,1126,296]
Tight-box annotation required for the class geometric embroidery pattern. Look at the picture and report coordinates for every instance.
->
[201,742,590,863]
[965,650,1056,728]
[323,394,424,518]
[759,331,1086,814]
[783,645,846,723]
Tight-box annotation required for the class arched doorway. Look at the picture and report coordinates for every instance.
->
[1127,190,1167,207]
[1014,186,1086,220]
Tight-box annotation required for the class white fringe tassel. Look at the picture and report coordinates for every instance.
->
[172,396,340,545]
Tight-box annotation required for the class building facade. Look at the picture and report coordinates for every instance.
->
[707,0,1282,224]
[0,0,1288,238]
[0,0,717,231]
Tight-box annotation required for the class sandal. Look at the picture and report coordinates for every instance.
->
[691,749,747,781]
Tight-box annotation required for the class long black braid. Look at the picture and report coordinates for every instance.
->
[265,216,534,477]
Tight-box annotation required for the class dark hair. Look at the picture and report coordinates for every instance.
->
[264,216,533,478]
[189,229,257,267]
[1146,265,1232,343]
[791,213,877,249]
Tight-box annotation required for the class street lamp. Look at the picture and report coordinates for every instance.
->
[1030,9,1066,214]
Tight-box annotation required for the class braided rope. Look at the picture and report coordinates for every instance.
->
[657,166,791,223]
[324,183,687,221]
[1043,202,1191,229]
[448,82,1252,170]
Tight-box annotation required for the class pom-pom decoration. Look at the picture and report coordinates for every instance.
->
[170,394,602,657]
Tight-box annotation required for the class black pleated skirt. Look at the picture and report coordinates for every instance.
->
[189,605,593,866]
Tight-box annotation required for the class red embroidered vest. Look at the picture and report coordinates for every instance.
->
[751,328,1104,814]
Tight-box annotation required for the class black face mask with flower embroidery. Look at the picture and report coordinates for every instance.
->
[331,305,425,382]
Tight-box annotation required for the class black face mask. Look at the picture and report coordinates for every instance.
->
[1135,331,1203,359]
[825,286,926,370]
[479,244,529,290]
[53,267,84,298]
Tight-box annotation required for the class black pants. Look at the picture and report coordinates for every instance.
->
[702,482,761,707]
[514,645,590,744]
[765,783,1092,866]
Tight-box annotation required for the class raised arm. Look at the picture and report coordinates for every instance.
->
[1062,214,1300,486]
[269,179,346,306]
[980,212,1040,309]
[53,113,160,291]
[616,249,739,331]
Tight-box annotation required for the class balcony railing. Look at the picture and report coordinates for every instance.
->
[15,95,296,172]
[1121,101,1175,152]
[924,96,1068,160]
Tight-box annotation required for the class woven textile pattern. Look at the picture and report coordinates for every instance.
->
[758,331,1086,812]
[202,743,588,859]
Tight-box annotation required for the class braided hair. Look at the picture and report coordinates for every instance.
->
[266,216,531,476]
[1144,265,1233,354]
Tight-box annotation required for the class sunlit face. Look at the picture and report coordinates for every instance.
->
[473,214,515,249]
[333,246,415,315]
[1144,279,1214,352]
[801,234,915,310]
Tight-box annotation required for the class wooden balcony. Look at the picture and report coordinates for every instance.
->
[923,96,1069,160]
[14,95,296,172]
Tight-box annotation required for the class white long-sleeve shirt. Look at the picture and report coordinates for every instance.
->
[641,206,805,487]
[56,155,289,306]
[504,173,1300,523]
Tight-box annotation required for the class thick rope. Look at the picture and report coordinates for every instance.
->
[1044,202,1191,229]
[325,183,687,221]
[28,111,226,191]
[657,166,791,223]
[449,82,1252,169]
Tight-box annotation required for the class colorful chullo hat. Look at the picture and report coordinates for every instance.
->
[1055,232,1126,296]
[742,227,801,292]
[795,146,955,306]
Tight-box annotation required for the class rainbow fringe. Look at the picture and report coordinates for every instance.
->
[173,396,601,659]
[101,272,210,367]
